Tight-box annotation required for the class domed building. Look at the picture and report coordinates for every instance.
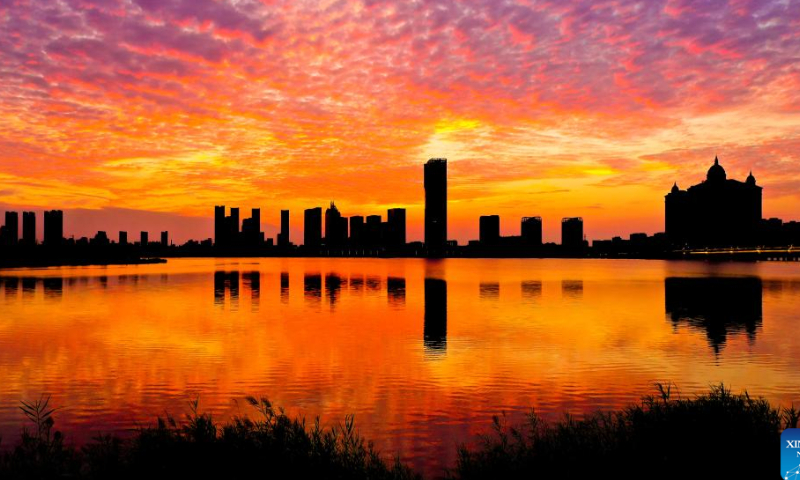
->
[665,157,762,247]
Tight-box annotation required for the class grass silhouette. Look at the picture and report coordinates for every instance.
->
[0,384,795,479]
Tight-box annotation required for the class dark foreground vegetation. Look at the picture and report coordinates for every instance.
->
[0,384,794,479]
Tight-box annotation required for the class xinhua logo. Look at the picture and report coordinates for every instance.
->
[783,429,800,479]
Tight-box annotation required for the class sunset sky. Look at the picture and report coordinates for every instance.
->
[1,0,799,243]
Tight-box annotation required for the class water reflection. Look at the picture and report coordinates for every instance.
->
[349,274,364,293]
[214,271,240,309]
[4,277,18,298]
[665,277,763,354]
[22,277,36,299]
[424,278,447,355]
[326,273,344,308]
[562,279,583,299]
[366,276,381,293]
[479,282,500,300]
[244,271,260,311]
[280,271,289,303]
[387,277,406,305]
[43,277,62,299]
[304,273,322,304]
[521,280,542,300]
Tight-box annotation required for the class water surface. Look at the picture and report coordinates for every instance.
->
[1,258,799,475]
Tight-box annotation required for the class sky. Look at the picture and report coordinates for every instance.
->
[1,0,799,244]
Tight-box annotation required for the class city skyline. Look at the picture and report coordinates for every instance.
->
[1,156,797,254]
[1,1,800,245]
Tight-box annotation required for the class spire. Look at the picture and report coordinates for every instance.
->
[707,156,726,182]
[671,182,679,193]
[746,170,756,185]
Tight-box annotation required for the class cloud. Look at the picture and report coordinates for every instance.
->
[0,0,799,242]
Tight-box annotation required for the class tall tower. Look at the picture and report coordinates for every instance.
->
[22,211,36,246]
[304,207,322,247]
[43,210,63,246]
[424,158,447,252]
[214,206,225,246]
[279,210,290,246]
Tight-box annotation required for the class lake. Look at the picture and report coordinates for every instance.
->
[1,258,798,475]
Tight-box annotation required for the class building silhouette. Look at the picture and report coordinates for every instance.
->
[160,231,169,247]
[424,158,447,253]
[349,216,364,246]
[241,208,262,246]
[228,208,240,245]
[304,207,322,247]
[119,231,128,245]
[561,217,584,249]
[43,210,63,246]
[140,231,148,246]
[521,217,543,246]
[365,215,381,246]
[665,157,762,247]
[22,212,35,246]
[278,209,290,247]
[214,206,225,246]
[665,276,762,354]
[386,208,406,247]
[479,215,500,245]
[324,202,347,246]
[2,211,19,246]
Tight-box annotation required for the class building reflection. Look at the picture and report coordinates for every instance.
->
[349,274,364,293]
[22,277,36,299]
[304,273,322,303]
[43,277,62,299]
[213,271,240,309]
[479,282,499,300]
[521,280,542,300]
[387,277,406,305]
[3,276,18,298]
[365,276,381,293]
[244,271,260,311]
[280,271,289,303]
[562,279,583,299]
[325,273,344,308]
[665,276,763,354]
[424,277,447,354]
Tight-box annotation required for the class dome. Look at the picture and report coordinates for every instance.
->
[706,156,726,182]
[671,182,680,193]
[746,171,756,185]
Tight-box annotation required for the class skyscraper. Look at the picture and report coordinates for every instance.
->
[43,210,63,246]
[279,209,290,247]
[22,211,35,246]
[140,231,149,246]
[387,208,406,246]
[325,202,347,246]
[3,211,18,245]
[521,217,543,246]
[365,215,382,246]
[561,217,584,249]
[349,216,364,246]
[241,208,262,246]
[119,231,128,245]
[228,207,240,245]
[214,205,225,246]
[304,207,322,247]
[161,231,169,246]
[424,158,447,253]
[479,215,500,245]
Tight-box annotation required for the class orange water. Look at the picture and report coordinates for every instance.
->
[1,258,798,475]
